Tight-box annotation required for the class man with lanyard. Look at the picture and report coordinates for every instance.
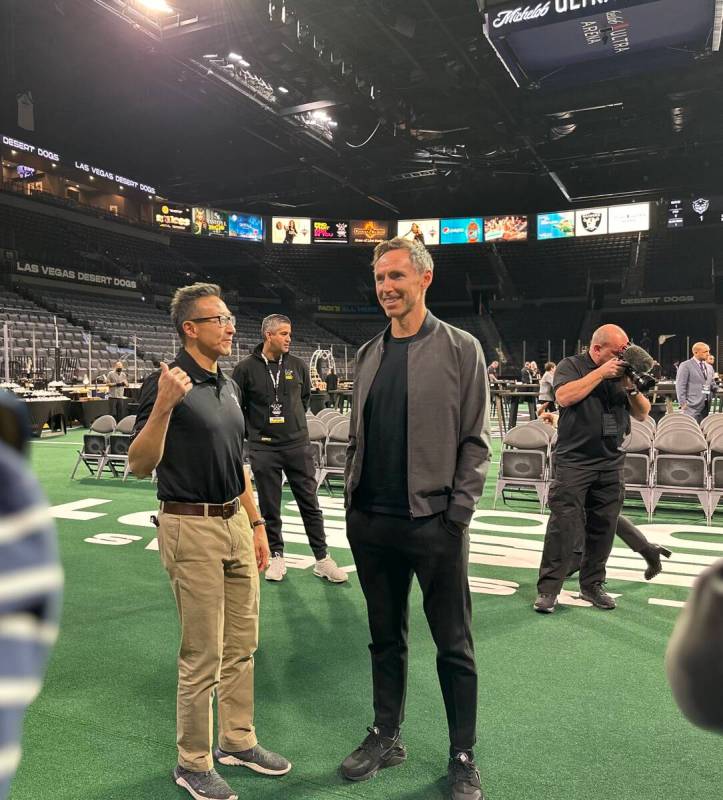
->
[130,284,290,800]
[233,314,347,583]
[676,342,715,422]
[534,324,651,614]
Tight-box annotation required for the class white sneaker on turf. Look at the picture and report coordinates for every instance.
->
[313,555,348,583]
[265,553,286,582]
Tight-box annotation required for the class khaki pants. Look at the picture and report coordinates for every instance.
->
[158,507,259,771]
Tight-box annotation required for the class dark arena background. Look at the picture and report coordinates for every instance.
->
[2,1,723,798]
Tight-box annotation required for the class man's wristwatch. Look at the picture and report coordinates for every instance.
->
[252,517,266,528]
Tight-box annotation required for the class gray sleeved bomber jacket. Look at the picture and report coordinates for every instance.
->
[344,312,491,526]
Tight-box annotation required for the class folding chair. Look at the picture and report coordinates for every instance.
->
[70,414,116,479]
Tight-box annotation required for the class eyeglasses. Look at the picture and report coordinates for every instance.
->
[188,314,236,328]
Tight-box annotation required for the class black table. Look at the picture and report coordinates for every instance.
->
[328,390,353,413]
[23,399,70,437]
[69,398,115,428]
[491,387,540,435]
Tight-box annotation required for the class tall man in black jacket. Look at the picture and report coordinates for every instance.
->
[233,315,347,584]
[340,238,491,800]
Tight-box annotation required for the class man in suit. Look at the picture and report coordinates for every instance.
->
[676,342,715,422]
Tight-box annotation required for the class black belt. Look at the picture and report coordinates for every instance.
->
[160,499,239,520]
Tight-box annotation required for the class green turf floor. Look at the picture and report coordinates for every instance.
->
[8,430,723,800]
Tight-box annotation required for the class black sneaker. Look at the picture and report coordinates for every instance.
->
[214,744,291,776]
[448,752,484,800]
[172,765,237,800]
[580,583,616,609]
[340,726,407,781]
[533,592,557,613]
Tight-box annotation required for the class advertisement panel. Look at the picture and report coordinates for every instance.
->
[396,219,440,246]
[271,217,311,245]
[312,219,350,244]
[154,203,192,233]
[483,215,528,241]
[192,207,209,236]
[575,207,609,236]
[228,213,264,241]
[537,211,575,240]
[207,209,228,237]
[350,219,390,244]
[608,202,650,233]
[440,217,484,244]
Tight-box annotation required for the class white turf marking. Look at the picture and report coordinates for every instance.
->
[51,498,110,520]
[649,598,686,609]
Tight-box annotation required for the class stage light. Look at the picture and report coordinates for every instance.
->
[90,176,95,180]
[11,150,16,155]
[281,3,286,23]
[202,54,218,59]
[51,163,56,168]
[137,0,175,13]
[329,121,338,128]
[228,52,250,67]
[278,85,289,93]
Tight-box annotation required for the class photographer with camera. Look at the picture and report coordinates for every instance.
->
[676,342,716,423]
[534,324,650,614]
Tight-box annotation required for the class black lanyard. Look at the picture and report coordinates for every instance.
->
[262,353,283,403]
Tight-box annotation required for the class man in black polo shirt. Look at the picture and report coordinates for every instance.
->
[534,324,651,614]
[130,283,290,800]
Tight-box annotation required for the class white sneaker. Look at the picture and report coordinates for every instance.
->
[313,555,348,583]
[265,553,286,582]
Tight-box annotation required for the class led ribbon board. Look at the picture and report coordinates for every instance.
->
[483,0,716,89]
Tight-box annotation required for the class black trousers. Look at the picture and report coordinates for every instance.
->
[537,464,624,595]
[249,443,327,559]
[567,514,650,576]
[347,507,477,752]
[109,397,125,421]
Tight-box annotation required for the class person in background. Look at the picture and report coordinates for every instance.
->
[520,361,533,384]
[537,361,556,413]
[106,360,128,421]
[0,391,63,800]
[534,324,651,614]
[233,315,347,584]
[529,361,540,382]
[676,342,716,422]
[487,360,500,383]
[325,368,339,392]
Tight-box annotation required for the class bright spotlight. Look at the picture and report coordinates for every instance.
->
[137,0,175,13]
[278,85,289,93]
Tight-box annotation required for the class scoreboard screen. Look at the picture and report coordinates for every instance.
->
[667,196,723,229]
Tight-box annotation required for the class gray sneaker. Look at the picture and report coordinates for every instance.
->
[265,553,286,582]
[214,744,292,776]
[313,555,349,583]
[172,765,237,800]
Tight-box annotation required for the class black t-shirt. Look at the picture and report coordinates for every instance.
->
[133,349,246,503]
[354,331,418,516]
[553,352,630,471]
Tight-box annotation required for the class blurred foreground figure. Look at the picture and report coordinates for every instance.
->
[0,392,63,800]
[666,559,723,733]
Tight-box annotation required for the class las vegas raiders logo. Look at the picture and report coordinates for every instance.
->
[581,211,603,232]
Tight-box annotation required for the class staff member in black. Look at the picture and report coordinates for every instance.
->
[129,284,290,800]
[534,324,651,613]
[233,314,347,584]
[341,238,490,800]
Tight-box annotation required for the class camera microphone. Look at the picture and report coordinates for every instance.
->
[621,344,655,374]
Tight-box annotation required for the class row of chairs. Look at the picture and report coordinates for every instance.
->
[624,412,723,523]
[496,412,723,524]
[306,408,350,491]
[71,414,136,480]
[71,408,352,487]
